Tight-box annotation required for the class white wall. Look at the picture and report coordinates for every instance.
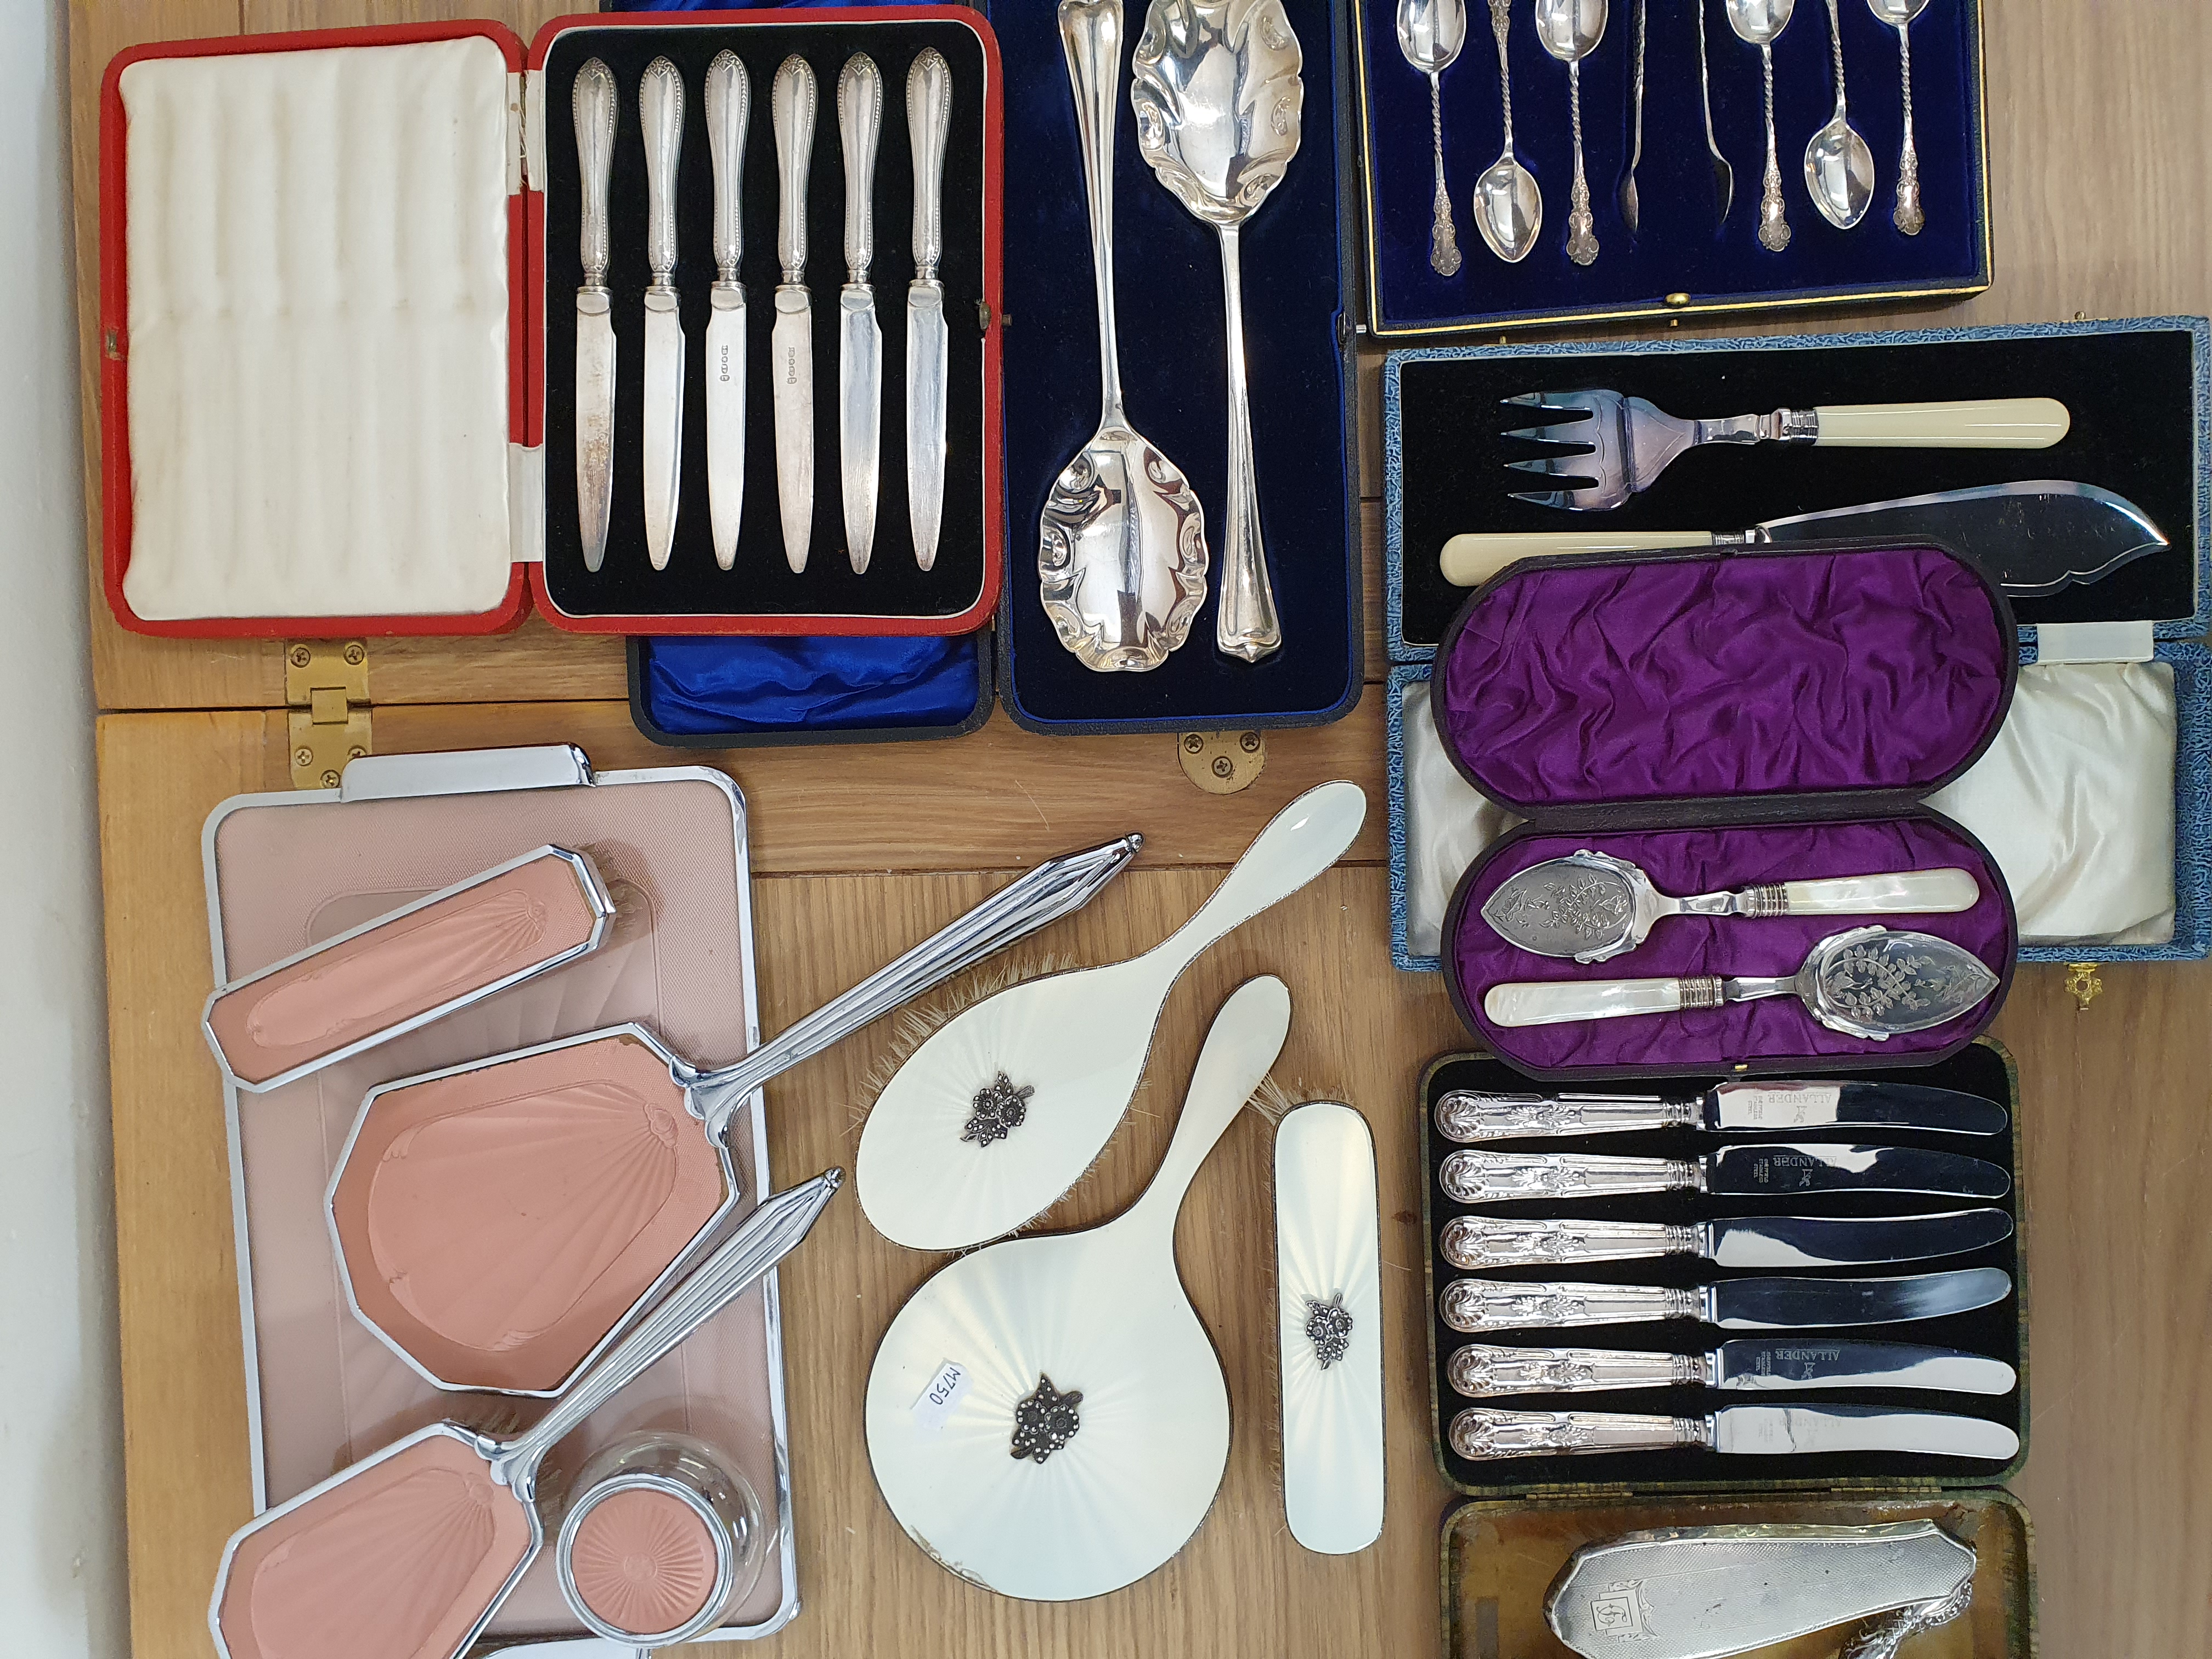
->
[0,0,128,1654]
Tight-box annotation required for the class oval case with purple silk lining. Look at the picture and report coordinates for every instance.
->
[1430,540,2021,1080]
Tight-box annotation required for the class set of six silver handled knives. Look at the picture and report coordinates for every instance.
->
[571,49,954,580]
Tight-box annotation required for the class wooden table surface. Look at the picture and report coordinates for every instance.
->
[72,4,2212,1657]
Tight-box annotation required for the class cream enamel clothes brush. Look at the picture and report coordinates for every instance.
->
[858,781,1365,1250]
[208,1170,842,1659]
[865,977,1290,1600]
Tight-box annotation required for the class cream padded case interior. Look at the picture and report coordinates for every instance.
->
[120,37,516,620]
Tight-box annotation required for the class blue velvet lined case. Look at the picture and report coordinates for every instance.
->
[1350,0,1989,334]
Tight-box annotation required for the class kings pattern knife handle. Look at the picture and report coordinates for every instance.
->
[1449,1406,1705,1459]
[909,49,951,279]
[1441,1148,1702,1203]
[706,52,749,281]
[1449,1342,1700,1398]
[641,58,683,285]
[575,60,616,286]
[1440,1215,1689,1269]
[774,57,817,282]
[839,55,882,283]
[1765,868,1981,915]
[1485,976,1728,1028]
[1442,530,1714,588]
[1435,1090,1693,1143]
[1808,398,2069,447]
[1441,1278,1703,1334]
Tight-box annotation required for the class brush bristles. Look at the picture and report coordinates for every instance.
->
[848,954,1083,1138]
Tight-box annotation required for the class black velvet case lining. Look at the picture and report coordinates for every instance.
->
[1396,325,2203,646]
[539,16,993,619]
[996,0,1362,731]
[1420,1043,2024,1497]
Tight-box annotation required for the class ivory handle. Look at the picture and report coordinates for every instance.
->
[1441,530,1713,588]
[1812,398,2070,448]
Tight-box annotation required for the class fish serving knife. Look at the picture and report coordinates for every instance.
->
[572,59,617,573]
[640,57,686,572]
[771,56,819,573]
[1482,927,2001,1041]
[1438,1207,2015,1271]
[705,52,749,572]
[906,49,952,571]
[837,54,884,574]
[1433,1077,2007,1143]
[1440,479,2171,594]
[1451,1401,2018,1460]
[1437,1266,2011,1334]
[1449,1336,2017,1398]
[1438,1143,2011,1204]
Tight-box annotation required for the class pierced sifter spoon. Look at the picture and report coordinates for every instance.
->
[1481,850,1980,963]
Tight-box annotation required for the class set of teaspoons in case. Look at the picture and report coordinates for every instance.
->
[1401,0,1938,274]
[571,49,955,579]
[1430,1073,2019,1467]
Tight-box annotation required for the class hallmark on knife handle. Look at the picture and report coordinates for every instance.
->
[837,54,885,573]
[906,48,953,572]
[771,56,820,573]
[704,52,751,572]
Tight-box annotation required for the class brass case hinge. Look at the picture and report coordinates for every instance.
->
[1177,730,1267,794]
[285,640,371,791]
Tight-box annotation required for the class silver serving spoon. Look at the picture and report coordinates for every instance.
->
[1725,0,1796,251]
[1041,0,1210,675]
[1618,0,1645,234]
[1473,0,1542,262]
[1805,0,1875,228]
[1533,0,1606,266]
[1132,0,1305,665]
[1482,849,1982,963]
[1868,0,1931,233]
[1695,0,1735,223]
[1399,0,1470,276]
[1484,925,2000,1041]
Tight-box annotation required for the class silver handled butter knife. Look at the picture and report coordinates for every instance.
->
[906,48,952,571]
[640,57,686,572]
[1438,1207,2015,1271]
[1451,1401,2018,1461]
[771,57,819,574]
[1434,1078,2007,1143]
[1438,1143,2011,1204]
[1448,1336,2017,1398]
[572,59,617,574]
[1437,1266,2011,1334]
[705,52,750,573]
[837,54,884,574]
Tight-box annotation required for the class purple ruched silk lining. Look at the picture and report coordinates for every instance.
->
[1437,549,2009,808]
[1453,820,2013,1071]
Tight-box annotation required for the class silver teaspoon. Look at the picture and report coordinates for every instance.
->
[1399,0,1470,276]
[1484,925,2000,1040]
[1041,0,1209,674]
[1725,0,1796,251]
[1805,0,1875,228]
[1533,0,1607,266]
[1868,0,1931,233]
[1132,0,1305,665]
[1482,849,1981,963]
[1474,0,1542,262]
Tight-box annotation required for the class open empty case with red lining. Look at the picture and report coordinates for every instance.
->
[99,7,1003,639]
[1429,540,2021,1080]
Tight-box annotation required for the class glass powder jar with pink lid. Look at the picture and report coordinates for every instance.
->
[554,1431,766,1646]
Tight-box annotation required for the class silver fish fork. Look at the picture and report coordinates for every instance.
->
[1502,387,2071,511]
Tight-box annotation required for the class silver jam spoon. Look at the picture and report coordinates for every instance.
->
[1725,0,1796,251]
[1132,0,1305,665]
[1482,850,1982,964]
[1533,0,1607,267]
[1804,0,1875,228]
[1484,925,2001,1040]
[1399,0,1470,276]
[1695,0,1735,224]
[1041,0,1209,675]
[1474,0,1542,262]
[1869,0,1932,233]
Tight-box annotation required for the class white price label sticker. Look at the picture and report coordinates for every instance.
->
[911,1361,972,1433]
